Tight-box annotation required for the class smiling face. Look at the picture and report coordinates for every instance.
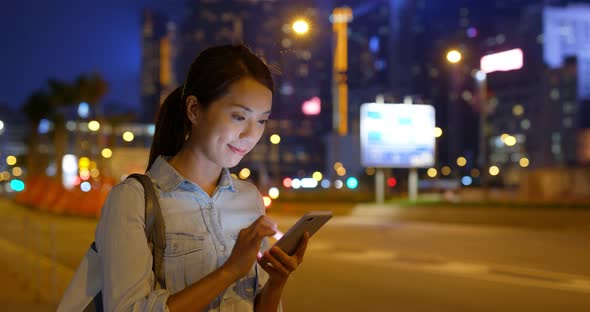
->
[186,77,272,169]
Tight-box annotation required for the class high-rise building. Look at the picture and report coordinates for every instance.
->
[543,5,590,126]
[141,10,177,123]
[174,0,331,184]
[482,3,590,183]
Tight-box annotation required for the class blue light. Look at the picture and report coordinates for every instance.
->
[461,176,473,186]
[147,125,155,136]
[369,36,380,53]
[81,181,92,192]
[346,177,359,189]
[78,102,90,118]
[10,179,25,192]
[475,71,487,82]
[466,27,478,38]
[38,119,50,134]
[374,59,386,71]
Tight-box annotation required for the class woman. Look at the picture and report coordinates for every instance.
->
[95,44,308,311]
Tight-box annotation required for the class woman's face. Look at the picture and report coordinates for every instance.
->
[188,78,272,169]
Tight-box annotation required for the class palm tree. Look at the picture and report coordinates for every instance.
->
[47,79,78,182]
[22,90,53,176]
[76,72,109,106]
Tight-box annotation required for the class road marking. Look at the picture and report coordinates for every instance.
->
[330,250,396,262]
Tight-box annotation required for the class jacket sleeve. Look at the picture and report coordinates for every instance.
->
[95,179,170,312]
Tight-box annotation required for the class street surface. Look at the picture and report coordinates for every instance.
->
[0,198,589,311]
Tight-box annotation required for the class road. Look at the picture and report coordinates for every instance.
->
[0,198,589,311]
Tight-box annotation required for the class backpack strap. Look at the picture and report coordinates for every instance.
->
[127,174,167,290]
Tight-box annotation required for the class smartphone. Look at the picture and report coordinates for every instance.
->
[273,211,333,256]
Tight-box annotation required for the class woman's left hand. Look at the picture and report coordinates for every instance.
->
[257,232,309,283]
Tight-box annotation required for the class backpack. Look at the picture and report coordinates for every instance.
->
[57,174,167,312]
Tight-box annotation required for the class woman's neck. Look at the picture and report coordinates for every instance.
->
[167,147,222,197]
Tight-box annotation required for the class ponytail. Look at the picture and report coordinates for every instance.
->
[147,87,189,171]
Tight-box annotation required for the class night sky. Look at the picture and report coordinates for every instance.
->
[1,0,183,112]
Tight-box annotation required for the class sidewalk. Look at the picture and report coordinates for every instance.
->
[0,198,95,308]
[0,260,55,311]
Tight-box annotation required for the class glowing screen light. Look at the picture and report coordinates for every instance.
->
[480,49,523,74]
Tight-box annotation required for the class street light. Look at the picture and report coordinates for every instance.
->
[292,19,309,35]
[446,50,462,64]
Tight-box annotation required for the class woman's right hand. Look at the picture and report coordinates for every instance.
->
[223,216,277,279]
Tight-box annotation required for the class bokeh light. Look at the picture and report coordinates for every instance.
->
[435,127,443,138]
[6,156,17,166]
[489,166,500,176]
[283,177,293,188]
[263,196,272,208]
[123,131,135,142]
[239,168,251,179]
[269,187,280,199]
[446,50,462,63]
[270,134,281,144]
[101,148,113,159]
[88,120,100,131]
[292,19,310,35]
[456,157,467,167]
[346,177,358,189]
[427,168,438,178]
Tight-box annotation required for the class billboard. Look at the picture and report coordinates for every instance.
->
[480,49,523,74]
[360,103,435,168]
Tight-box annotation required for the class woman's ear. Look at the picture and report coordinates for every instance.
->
[186,95,200,126]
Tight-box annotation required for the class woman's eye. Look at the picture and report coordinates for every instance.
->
[259,119,268,125]
[232,114,245,121]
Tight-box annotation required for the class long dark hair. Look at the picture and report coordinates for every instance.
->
[147,44,274,171]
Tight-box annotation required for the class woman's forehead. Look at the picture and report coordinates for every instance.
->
[221,78,273,112]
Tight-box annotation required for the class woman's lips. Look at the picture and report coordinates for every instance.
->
[228,144,247,156]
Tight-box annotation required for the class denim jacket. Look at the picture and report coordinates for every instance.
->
[95,156,274,311]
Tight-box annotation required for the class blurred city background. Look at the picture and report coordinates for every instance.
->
[1,0,590,311]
